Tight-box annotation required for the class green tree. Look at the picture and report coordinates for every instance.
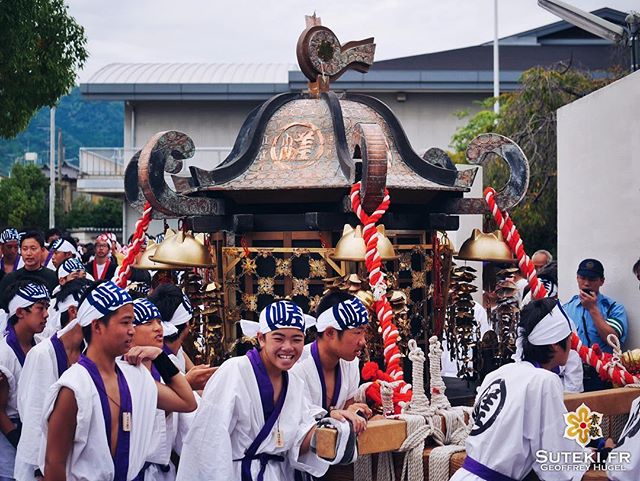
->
[0,0,88,138]
[450,65,623,255]
[63,196,122,229]
[0,163,49,228]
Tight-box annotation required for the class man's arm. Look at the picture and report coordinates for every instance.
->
[0,374,17,436]
[580,291,617,342]
[124,346,196,413]
[44,387,77,481]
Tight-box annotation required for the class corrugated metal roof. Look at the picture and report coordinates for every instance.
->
[87,63,298,84]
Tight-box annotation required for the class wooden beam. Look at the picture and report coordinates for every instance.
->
[564,387,640,415]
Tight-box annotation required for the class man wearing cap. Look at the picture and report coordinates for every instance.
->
[0,232,58,295]
[0,281,50,480]
[0,228,24,282]
[563,258,628,391]
[14,279,88,481]
[40,281,196,481]
[290,291,370,432]
[85,234,118,281]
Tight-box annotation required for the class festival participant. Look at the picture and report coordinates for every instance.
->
[131,298,180,480]
[0,228,24,280]
[14,280,88,480]
[0,232,58,294]
[176,300,336,481]
[85,234,118,281]
[40,281,196,481]
[451,298,589,481]
[57,257,94,287]
[45,238,77,271]
[289,291,370,432]
[0,281,50,480]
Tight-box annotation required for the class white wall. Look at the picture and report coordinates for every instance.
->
[557,70,640,349]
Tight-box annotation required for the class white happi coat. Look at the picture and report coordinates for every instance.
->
[38,359,158,481]
[0,333,30,478]
[450,362,588,481]
[608,396,640,480]
[290,343,360,412]
[15,337,67,480]
[176,355,329,481]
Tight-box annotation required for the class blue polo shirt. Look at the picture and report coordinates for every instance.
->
[563,293,628,353]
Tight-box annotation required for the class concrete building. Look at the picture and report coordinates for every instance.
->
[557,69,640,350]
[78,8,628,241]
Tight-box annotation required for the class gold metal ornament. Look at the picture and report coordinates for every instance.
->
[309,295,322,313]
[456,229,514,263]
[332,224,398,262]
[309,259,327,278]
[242,294,258,312]
[292,278,309,297]
[133,241,176,270]
[241,257,258,276]
[151,230,215,267]
[411,270,426,289]
[275,258,293,277]
[257,277,275,295]
[398,252,412,271]
[621,349,640,374]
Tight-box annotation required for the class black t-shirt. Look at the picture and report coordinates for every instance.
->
[0,266,59,298]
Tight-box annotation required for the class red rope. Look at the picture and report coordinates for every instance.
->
[114,202,153,288]
[483,187,640,385]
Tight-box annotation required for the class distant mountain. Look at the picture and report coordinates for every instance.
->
[0,87,123,175]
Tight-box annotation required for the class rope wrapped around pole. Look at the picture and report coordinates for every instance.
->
[113,201,153,288]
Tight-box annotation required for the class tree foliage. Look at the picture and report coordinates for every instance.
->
[62,196,122,229]
[450,65,623,256]
[0,0,88,138]
[0,163,49,228]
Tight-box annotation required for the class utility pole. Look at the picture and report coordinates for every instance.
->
[49,107,56,228]
[493,0,500,114]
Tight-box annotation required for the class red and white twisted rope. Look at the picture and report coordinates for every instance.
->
[113,202,153,288]
[483,187,640,385]
[350,182,404,382]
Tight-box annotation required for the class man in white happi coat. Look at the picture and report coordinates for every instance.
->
[177,300,350,481]
[451,298,590,481]
[0,281,49,480]
[14,279,88,480]
[289,291,370,432]
[40,281,196,481]
[607,396,640,479]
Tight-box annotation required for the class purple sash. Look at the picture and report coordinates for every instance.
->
[1,255,20,273]
[310,340,342,410]
[5,324,32,366]
[150,365,161,382]
[241,348,288,481]
[78,355,132,481]
[44,250,55,269]
[162,344,174,356]
[462,456,519,481]
[50,334,68,378]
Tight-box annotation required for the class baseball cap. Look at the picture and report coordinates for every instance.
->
[577,258,604,279]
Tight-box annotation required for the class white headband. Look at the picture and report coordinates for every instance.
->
[316,297,370,333]
[76,281,133,327]
[527,303,573,346]
[56,296,81,337]
[8,283,50,317]
[51,239,76,254]
[168,294,193,328]
[239,300,312,337]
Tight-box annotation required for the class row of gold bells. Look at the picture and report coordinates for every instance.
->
[134,229,215,270]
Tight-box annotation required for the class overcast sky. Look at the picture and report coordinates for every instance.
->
[66,0,637,83]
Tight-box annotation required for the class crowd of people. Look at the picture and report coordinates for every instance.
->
[0,225,638,481]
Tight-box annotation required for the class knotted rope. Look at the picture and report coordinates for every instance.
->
[113,202,153,288]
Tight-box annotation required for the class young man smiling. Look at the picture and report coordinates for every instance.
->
[0,281,50,480]
[176,300,335,481]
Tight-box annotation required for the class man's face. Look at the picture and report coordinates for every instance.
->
[327,326,367,362]
[21,238,43,270]
[52,250,73,268]
[258,328,305,372]
[532,253,549,273]
[95,241,110,260]
[59,269,85,286]
[577,275,604,295]
[133,319,164,349]
[17,300,49,334]
[95,304,135,356]
[2,241,18,261]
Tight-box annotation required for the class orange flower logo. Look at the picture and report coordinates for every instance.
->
[563,403,603,447]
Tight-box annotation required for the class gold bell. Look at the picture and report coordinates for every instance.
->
[621,349,640,374]
[151,230,215,268]
[354,289,375,312]
[133,240,177,270]
[332,224,398,262]
[455,229,514,263]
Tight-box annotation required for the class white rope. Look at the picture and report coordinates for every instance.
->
[380,380,401,416]
[353,455,372,481]
[429,444,466,481]
[428,336,451,411]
